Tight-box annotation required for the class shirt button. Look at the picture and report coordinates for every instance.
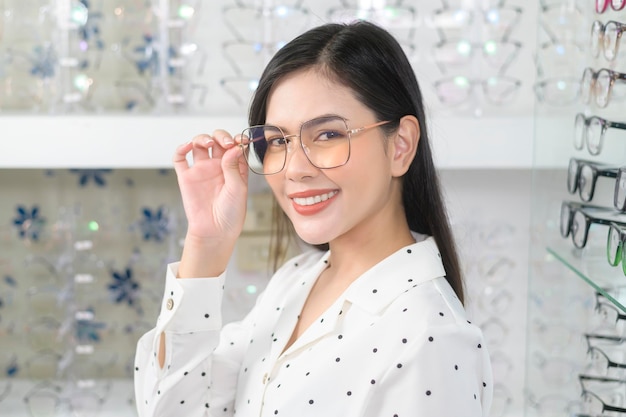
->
[166,298,174,310]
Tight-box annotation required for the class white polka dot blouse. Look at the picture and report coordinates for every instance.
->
[134,236,493,416]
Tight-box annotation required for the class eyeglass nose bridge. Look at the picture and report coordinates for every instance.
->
[282,132,314,160]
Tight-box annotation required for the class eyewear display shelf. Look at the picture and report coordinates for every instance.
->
[525,1,626,415]
[525,205,626,417]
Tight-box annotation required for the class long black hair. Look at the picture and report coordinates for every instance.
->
[248,21,465,304]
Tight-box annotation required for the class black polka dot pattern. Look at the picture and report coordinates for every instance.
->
[135,239,491,416]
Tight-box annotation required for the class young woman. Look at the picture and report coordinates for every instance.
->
[135,21,492,417]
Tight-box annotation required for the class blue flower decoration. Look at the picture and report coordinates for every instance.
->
[4,356,18,378]
[12,205,46,241]
[30,45,56,79]
[78,0,105,53]
[3,276,16,287]
[75,317,106,343]
[138,206,170,242]
[69,169,113,187]
[131,34,178,76]
[107,267,141,310]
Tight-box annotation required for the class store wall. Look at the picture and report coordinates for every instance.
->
[0,167,532,416]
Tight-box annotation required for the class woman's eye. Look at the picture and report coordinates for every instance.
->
[316,130,344,141]
[267,136,286,146]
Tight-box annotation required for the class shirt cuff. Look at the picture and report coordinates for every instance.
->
[156,262,226,334]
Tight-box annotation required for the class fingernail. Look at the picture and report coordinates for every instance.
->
[223,137,234,145]
[203,136,213,145]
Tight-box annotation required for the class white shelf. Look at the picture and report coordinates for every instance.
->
[0,115,536,169]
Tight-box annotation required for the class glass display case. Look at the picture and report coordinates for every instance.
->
[525,1,626,416]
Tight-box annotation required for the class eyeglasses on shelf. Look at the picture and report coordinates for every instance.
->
[222,4,311,44]
[326,4,417,41]
[559,200,626,249]
[23,380,105,417]
[581,67,626,108]
[605,223,626,276]
[568,160,626,211]
[591,20,626,62]
[578,374,626,416]
[431,38,521,75]
[593,293,626,334]
[433,75,521,106]
[567,158,620,203]
[222,40,286,77]
[429,4,522,42]
[535,40,584,78]
[574,113,626,156]
[587,344,626,378]
[534,77,581,106]
[538,1,583,43]
[220,76,259,107]
[596,0,626,13]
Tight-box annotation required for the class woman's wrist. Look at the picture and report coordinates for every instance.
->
[177,233,236,278]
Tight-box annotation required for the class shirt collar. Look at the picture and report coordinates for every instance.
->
[342,235,447,314]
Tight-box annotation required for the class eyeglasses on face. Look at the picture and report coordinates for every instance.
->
[591,20,626,62]
[560,201,626,249]
[574,113,626,156]
[581,67,626,108]
[240,116,392,175]
[567,158,619,203]
[597,0,626,13]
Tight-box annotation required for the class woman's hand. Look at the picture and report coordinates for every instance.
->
[173,130,249,277]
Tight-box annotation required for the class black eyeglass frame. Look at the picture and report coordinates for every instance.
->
[567,158,619,202]
[560,201,626,249]
[578,374,626,415]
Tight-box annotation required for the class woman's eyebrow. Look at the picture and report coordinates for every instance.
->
[265,113,344,131]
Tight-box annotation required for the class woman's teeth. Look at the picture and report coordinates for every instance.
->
[293,191,337,206]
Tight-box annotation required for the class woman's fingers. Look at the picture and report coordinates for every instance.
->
[173,140,193,173]
[173,130,242,174]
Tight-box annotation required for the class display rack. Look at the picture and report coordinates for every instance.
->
[525,1,626,416]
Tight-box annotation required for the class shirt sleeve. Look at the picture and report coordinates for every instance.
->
[361,322,493,417]
[134,262,252,417]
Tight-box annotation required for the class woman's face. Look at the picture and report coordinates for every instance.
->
[263,68,405,246]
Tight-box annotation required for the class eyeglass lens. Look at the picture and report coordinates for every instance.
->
[242,116,351,175]
[615,170,626,211]
[597,0,626,13]
[607,224,623,267]
[574,115,606,155]
[596,69,619,108]
[604,22,626,61]
[579,165,598,202]
[572,210,589,248]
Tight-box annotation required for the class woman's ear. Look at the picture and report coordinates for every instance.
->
[390,115,420,177]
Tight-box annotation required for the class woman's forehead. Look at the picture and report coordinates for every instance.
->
[265,69,367,126]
